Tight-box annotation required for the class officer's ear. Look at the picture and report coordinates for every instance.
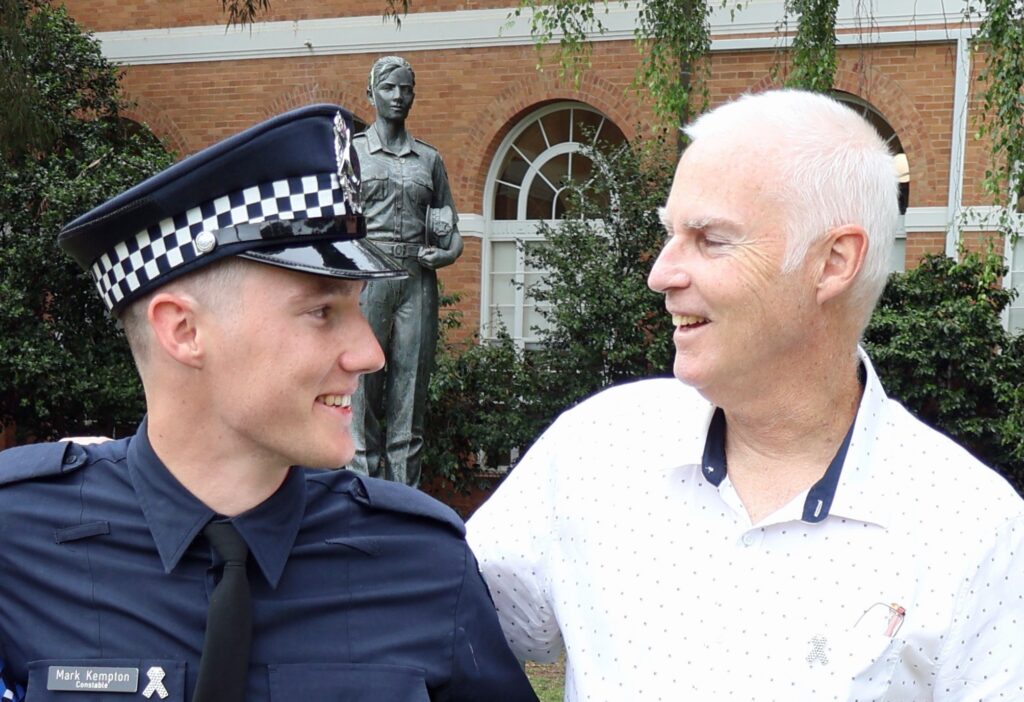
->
[147,291,205,369]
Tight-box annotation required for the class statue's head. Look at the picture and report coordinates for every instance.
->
[367,56,416,123]
[368,56,415,93]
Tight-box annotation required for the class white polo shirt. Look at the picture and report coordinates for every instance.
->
[467,352,1024,701]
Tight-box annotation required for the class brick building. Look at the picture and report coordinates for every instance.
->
[2,1,1017,474]
[55,0,1023,345]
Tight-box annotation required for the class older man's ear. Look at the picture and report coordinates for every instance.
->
[815,224,868,306]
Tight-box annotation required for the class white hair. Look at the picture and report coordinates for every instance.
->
[684,89,900,325]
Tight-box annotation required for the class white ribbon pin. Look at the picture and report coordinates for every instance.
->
[142,666,169,699]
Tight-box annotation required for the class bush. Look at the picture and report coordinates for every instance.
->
[0,0,173,442]
[525,135,677,421]
[423,135,677,491]
[863,250,1024,493]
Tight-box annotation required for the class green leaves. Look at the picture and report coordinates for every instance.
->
[863,251,1024,493]
[633,0,712,126]
[0,1,173,442]
[778,0,839,93]
[968,0,1024,241]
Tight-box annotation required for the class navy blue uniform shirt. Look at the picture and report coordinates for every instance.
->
[0,421,537,702]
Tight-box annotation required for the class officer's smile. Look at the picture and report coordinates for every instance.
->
[317,393,352,409]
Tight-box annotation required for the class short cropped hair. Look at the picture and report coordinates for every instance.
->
[367,56,415,94]
[684,89,900,325]
[119,257,249,368]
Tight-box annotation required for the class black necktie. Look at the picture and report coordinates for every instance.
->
[193,522,252,702]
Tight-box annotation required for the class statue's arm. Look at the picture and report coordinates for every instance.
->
[419,153,462,269]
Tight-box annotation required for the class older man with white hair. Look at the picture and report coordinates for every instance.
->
[467,89,1024,701]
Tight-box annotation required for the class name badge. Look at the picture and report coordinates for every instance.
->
[47,666,139,693]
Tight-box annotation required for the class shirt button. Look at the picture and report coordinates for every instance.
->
[741,532,758,547]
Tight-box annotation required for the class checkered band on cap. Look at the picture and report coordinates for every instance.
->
[91,172,348,311]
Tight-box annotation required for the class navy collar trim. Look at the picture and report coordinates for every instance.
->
[700,378,862,524]
[127,418,306,587]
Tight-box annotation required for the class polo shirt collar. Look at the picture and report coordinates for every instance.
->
[127,417,306,588]
[826,348,893,527]
[697,346,890,527]
[365,121,417,157]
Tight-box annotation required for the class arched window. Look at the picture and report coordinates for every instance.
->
[483,102,627,345]
[832,91,909,272]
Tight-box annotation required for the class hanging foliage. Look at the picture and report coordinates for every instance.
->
[966,0,1024,240]
[777,0,839,93]
[633,0,713,126]
[511,0,725,130]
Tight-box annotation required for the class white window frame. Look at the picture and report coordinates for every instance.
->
[481,101,624,347]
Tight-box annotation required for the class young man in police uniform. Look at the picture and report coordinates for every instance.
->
[0,105,538,702]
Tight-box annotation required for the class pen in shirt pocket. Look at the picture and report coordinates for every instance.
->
[854,602,906,638]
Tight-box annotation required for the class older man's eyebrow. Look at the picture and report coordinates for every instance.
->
[657,206,673,234]
[658,209,744,237]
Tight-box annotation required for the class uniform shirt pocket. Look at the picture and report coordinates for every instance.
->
[408,170,435,210]
[361,174,390,203]
[268,663,429,701]
[25,658,185,701]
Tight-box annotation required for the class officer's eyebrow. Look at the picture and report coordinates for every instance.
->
[288,277,363,302]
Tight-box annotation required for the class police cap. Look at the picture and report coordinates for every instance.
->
[59,104,406,314]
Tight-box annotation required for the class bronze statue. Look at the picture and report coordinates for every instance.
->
[349,56,463,487]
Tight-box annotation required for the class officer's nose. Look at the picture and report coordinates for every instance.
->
[341,312,385,375]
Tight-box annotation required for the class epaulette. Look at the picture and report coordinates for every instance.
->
[0,441,88,486]
[350,473,465,536]
[413,137,439,153]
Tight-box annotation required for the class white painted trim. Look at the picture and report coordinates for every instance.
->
[904,206,949,233]
[945,30,972,257]
[94,1,975,66]
[458,213,484,239]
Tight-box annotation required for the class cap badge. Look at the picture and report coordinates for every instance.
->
[333,111,362,215]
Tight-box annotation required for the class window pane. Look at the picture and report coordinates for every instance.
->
[524,270,549,295]
[526,178,556,219]
[515,121,548,162]
[490,305,516,334]
[596,119,626,147]
[889,237,906,273]
[491,241,518,273]
[1009,308,1024,333]
[541,109,571,148]
[497,148,531,187]
[494,182,520,220]
[491,273,517,305]
[573,109,604,144]
[554,190,570,218]
[571,153,594,184]
[539,153,570,191]
[524,304,551,336]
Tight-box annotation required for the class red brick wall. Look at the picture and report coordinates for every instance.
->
[60,0,518,32]
[905,232,947,268]
[732,43,959,209]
